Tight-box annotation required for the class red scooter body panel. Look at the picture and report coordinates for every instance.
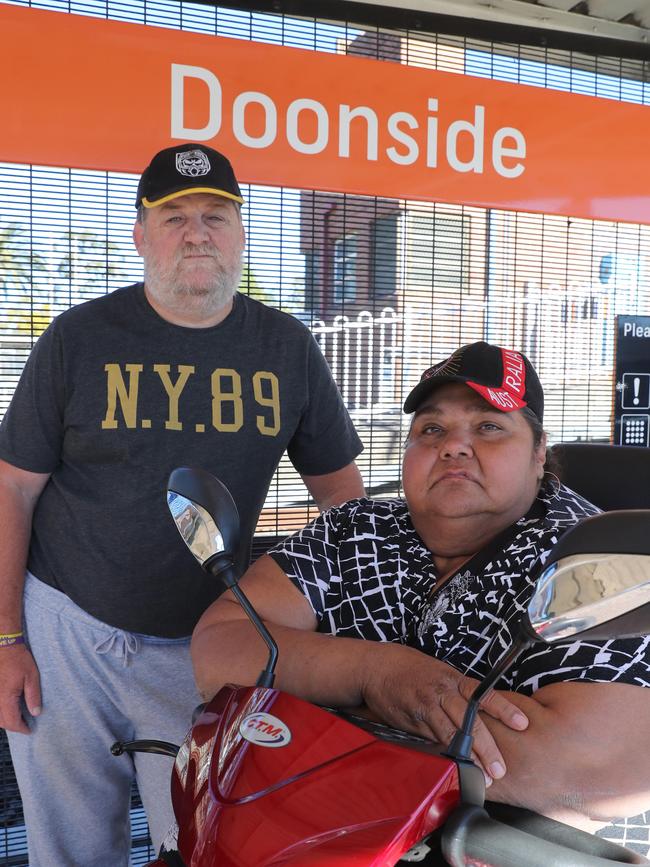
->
[171,685,460,866]
[213,687,376,802]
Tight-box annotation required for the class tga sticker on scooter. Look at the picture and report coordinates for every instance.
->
[240,712,292,748]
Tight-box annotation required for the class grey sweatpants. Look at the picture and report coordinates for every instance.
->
[7,573,203,867]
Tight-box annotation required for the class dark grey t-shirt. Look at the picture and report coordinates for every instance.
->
[0,285,362,636]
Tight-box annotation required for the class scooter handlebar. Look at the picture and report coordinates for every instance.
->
[442,804,648,867]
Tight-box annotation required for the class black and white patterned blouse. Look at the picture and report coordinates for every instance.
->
[268,481,650,855]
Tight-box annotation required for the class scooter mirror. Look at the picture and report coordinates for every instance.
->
[166,467,278,686]
[527,510,650,643]
[448,510,650,773]
[167,491,224,566]
[167,467,240,569]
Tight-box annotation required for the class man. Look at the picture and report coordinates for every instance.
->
[0,143,364,866]
[192,341,650,851]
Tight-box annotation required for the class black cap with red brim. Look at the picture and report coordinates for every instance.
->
[403,341,544,422]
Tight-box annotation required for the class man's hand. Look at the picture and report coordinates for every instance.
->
[360,645,528,781]
[0,645,41,733]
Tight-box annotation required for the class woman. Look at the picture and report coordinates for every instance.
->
[191,341,650,838]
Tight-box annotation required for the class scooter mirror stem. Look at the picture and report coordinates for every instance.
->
[205,554,279,688]
[167,468,279,687]
[445,626,532,765]
[229,581,278,688]
[204,553,238,589]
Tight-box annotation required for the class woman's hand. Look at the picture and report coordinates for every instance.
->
[359,643,528,781]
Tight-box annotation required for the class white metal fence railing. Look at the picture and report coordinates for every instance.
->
[311,294,616,442]
[312,306,399,416]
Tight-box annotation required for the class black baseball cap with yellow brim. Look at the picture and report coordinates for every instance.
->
[135,143,244,209]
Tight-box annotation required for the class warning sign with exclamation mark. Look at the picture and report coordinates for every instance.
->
[615,316,650,447]
[622,373,650,409]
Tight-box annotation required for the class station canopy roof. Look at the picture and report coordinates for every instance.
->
[338,0,650,46]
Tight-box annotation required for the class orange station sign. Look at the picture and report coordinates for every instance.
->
[2,4,649,223]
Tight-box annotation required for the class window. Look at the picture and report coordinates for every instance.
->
[371,214,398,299]
[406,211,469,291]
[333,234,358,303]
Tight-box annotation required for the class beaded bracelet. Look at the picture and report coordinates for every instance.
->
[0,632,25,648]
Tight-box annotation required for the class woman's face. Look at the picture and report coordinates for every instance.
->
[403,382,546,538]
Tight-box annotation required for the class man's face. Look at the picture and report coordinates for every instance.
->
[133,193,245,321]
[402,382,546,531]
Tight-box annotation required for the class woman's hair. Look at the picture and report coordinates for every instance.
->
[520,406,563,479]
[520,407,544,448]
[504,407,560,485]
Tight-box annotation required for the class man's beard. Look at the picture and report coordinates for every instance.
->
[144,242,243,319]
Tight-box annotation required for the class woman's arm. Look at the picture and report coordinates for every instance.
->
[192,553,376,707]
[483,680,650,827]
[191,554,529,782]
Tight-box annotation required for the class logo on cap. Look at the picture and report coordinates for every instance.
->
[421,349,464,382]
[175,150,211,177]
